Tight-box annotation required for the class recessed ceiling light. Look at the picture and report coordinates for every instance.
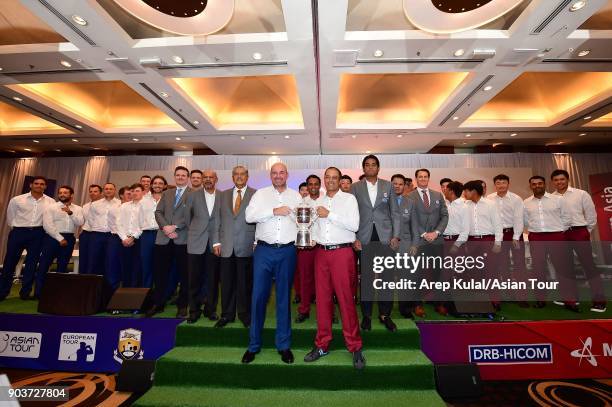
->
[193,120,199,125]
[72,139,79,142]
[584,116,592,120]
[71,15,87,26]
[33,140,40,143]
[54,149,61,152]
[160,92,169,98]
[465,134,472,137]
[12,96,22,102]
[284,135,290,139]
[462,142,467,145]
[483,85,493,91]
[172,55,184,64]
[373,49,384,58]
[578,49,591,57]
[132,138,139,142]
[579,133,586,137]
[60,60,72,68]
[351,135,357,139]
[365,150,371,154]
[93,147,101,150]
[0,67,3,71]
[569,1,586,12]
[492,143,502,147]
[452,116,459,121]
[74,124,82,129]
[454,49,465,57]
[24,148,31,151]
[175,137,182,141]
[558,141,564,144]
[396,134,403,138]
[240,136,246,140]
[510,133,517,137]
[271,151,277,154]
[252,52,262,60]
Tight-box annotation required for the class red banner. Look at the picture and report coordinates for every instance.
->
[589,172,612,263]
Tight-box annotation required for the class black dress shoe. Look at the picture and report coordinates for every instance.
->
[215,317,232,328]
[293,296,301,304]
[176,307,188,319]
[534,301,546,309]
[361,316,371,331]
[241,320,251,328]
[278,349,294,364]
[241,350,259,364]
[353,350,366,370]
[144,306,163,318]
[208,312,219,321]
[379,316,397,332]
[187,311,201,324]
[304,347,329,362]
[295,313,309,323]
[19,294,35,300]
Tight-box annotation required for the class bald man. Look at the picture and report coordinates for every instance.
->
[242,163,301,364]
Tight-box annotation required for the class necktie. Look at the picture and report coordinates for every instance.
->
[422,190,430,209]
[233,189,242,215]
[397,195,402,206]
[174,188,184,207]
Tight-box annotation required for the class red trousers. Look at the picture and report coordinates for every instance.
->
[297,248,316,315]
[314,246,362,352]
[528,231,576,302]
[565,227,606,303]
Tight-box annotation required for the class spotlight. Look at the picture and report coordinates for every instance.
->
[33,140,40,143]
[24,148,31,151]
[396,134,403,138]
[71,15,88,26]
[510,133,517,137]
[240,136,246,140]
[452,116,459,121]
[60,60,72,68]
[577,49,590,57]
[132,138,139,142]
[373,49,384,58]
[12,96,23,102]
[483,85,493,91]
[351,135,357,139]
[193,120,199,125]
[74,124,83,129]
[175,137,182,141]
[72,139,79,142]
[271,151,277,154]
[579,133,586,137]
[569,1,586,12]
[252,52,262,60]
[172,55,184,64]
[454,49,465,57]
[584,116,592,120]
[284,135,290,139]
[465,134,472,137]
[160,92,169,98]
[365,150,371,153]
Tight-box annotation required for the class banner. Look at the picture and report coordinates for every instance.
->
[417,319,612,381]
[0,314,181,373]
[589,172,612,263]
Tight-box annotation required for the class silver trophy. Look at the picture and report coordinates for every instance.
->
[295,200,318,248]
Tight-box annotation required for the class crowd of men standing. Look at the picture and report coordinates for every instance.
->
[0,155,607,369]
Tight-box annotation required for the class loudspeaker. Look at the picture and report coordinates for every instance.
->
[435,363,482,400]
[449,301,495,317]
[107,288,153,312]
[38,273,108,315]
[116,359,156,393]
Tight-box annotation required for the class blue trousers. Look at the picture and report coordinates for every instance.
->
[36,233,75,297]
[248,244,296,353]
[106,235,123,291]
[85,232,111,275]
[0,227,44,299]
[139,230,157,288]
[78,230,92,275]
[122,239,141,288]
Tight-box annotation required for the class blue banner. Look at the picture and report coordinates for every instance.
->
[0,313,181,372]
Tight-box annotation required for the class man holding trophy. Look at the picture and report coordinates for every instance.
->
[303,167,365,369]
[242,163,301,364]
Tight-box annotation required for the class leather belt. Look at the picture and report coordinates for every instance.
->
[469,234,494,239]
[316,243,352,250]
[567,225,587,231]
[257,240,295,248]
[13,226,43,231]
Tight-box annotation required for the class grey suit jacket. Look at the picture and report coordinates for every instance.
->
[397,195,417,253]
[218,186,257,258]
[408,189,449,246]
[183,189,220,255]
[154,186,191,245]
[350,178,400,244]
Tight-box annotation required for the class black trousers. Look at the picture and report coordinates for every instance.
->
[205,252,221,314]
[219,254,253,323]
[153,242,188,308]
[360,225,393,318]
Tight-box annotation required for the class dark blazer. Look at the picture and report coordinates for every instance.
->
[183,189,220,255]
[350,178,401,244]
[397,195,417,253]
[217,186,257,258]
[408,188,448,246]
[154,186,191,245]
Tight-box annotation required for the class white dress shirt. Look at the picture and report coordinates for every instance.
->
[116,201,144,241]
[552,187,597,232]
[366,179,378,207]
[107,205,120,235]
[312,191,360,245]
[43,201,84,242]
[443,198,469,245]
[81,202,93,231]
[139,193,161,231]
[465,197,503,242]
[204,190,216,217]
[88,198,121,232]
[6,193,55,228]
[245,185,301,245]
[487,191,524,240]
[523,192,571,233]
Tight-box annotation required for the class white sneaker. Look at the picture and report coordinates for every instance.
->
[553,301,580,306]
[590,304,607,313]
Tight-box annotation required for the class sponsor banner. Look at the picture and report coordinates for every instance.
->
[417,319,611,380]
[589,172,612,263]
[0,314,181,372]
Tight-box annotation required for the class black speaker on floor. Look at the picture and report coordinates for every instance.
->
[116,359,156,393]
[38,273,108,315]
[449,301,495,317]
[107,288,153,313]
[434,363,482,400]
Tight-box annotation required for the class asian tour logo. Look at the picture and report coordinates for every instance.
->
[0,331,42,358]
[113,328,144,364]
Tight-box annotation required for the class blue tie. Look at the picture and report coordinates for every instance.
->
[397,195,402,206]
[174,188,184,207]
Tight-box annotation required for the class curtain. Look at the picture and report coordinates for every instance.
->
[1,153,611,261]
